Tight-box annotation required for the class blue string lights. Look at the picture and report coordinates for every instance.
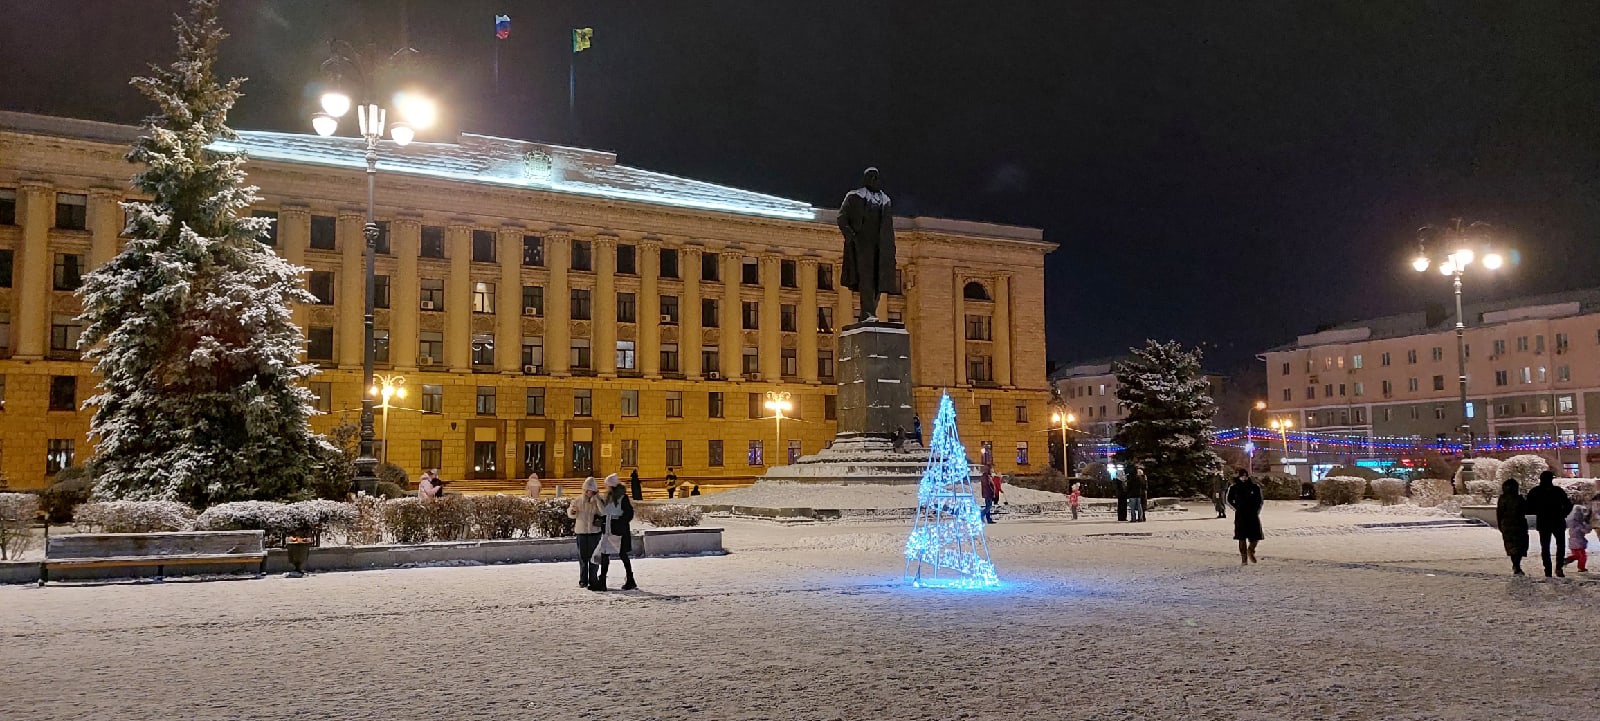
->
[1071,425,1594,460]
[904,392,1000,589]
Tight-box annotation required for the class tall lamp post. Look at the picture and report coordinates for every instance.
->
[1246,400,1267,468]
[764,391,792,465]
[369,373,407,465]
[311,43,435,494]
[1411,220,1508,483]
[1269,417,1293,458]
[1050,411,1077,475]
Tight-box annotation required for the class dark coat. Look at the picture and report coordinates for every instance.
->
[1226,479,1264,517]
[608,495,635,555]
[1524,481,1574,531]
[837,188,896,293]
[1497,492,1529,558]
[629,470,642,501]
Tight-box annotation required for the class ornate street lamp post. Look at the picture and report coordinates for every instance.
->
[764,391,792,465]
[370,373,407,466]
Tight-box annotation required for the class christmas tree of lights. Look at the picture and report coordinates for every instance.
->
[904,392,999,588]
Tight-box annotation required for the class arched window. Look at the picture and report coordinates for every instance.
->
[963,281,991,301]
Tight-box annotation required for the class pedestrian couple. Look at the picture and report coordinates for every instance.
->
[1498,470,1587,577]
[567,474,637,591]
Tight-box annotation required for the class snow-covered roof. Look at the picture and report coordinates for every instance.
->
[1266,287,1600,352]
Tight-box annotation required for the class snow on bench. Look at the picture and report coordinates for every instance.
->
[40,530,267,586]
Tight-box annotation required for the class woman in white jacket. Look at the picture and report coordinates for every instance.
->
[567,477,606,589]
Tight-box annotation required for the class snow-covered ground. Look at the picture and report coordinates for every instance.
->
[684,480,1068,509]
[3,501,1596,721]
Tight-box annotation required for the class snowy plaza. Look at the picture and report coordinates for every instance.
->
[4,502,1596,721]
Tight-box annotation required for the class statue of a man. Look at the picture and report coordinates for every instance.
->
[837,167,896,322]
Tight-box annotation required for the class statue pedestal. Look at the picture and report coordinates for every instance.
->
[763,321,927,484]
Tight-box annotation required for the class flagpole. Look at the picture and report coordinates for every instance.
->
[494,41,500,95]
[568,52,576,137]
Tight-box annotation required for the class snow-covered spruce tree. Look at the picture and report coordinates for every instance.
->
[1112,340,1225,497]
[77,0,331,507]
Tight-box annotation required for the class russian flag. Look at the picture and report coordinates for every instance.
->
[495,15,510,40]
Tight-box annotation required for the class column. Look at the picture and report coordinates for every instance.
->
[497,227,522,373]
[640,240,661,378]
[682,247,703,379]
[391,218,420,371]
[952,270,967,386]
[87,188,121,269]
[337,209,366,369]
[902,263,920,385]
[546,234,571,376]
[594,237,617,378]
[799,257,819,384]
[444,222,472,373]
[720,250,743,381]
[279,205,311,335]
[759,253,781,381]
[13,182,52,360]
[994,273,1012,387]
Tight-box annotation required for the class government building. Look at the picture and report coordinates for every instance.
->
[0,111,1055,490]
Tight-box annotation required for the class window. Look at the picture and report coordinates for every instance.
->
[1494,369,1509,386]
[748,392,763,419]
[818,264,834,290]
[979,400,993,422]
[55,193,87,230]
[526,387,547,415]
[522,337,544,371]
[666,440,684,468]
[0,188,15,225]
[963,282,990,301]
[1282,388,1291,401]
[742,301,760,330]
[660,248,679,278]
[659,295,679,325]
[1280,362,1290,375]
[571,240,593,271]
[1431,346,1443,362]
[1432,375,1445,391]
[1407,377,1418,392]
[1558,365,1571,382]
[1536,335,1546,354]
[1352,354,1363,369]
[373,275,390,309]
[476,387,496,415]
[818,351,835,379]
[1410,407,1420,420]
[741,258,760,285]
[1016,442,1030,466]
[620,439,639,467]
[471,229,496,262]
[660,343,679,373]
[574,388,593,416]
[1353,382,1364,397]
[308,381,331,413]
[46,439,74,475]
[702,251,720,281]
[522,286,544,316]
[781,348,798,377]
[571,289,592,320]
[617,340,636,370]
[666,391,684,418]
[748,439,765,466]
[617,292,636,323]
[968,355,993,382]
[309,271,335,305]
[621,389,639,417]
[965,315,992,341]
[374,329,390,363]
[420,440,442,471]
[52,253,83,291]
[742,348,760,375]
[0,249,12,287]
[307,326,334,361]
[1324,384,1333,397]
[1556,333,1569,353]
[701,298,719,328]
[418,332,444,365]
[570,338,592,370]
[422,384,443,413]
[818,306,835,333]
[1494,339,1507,356]
[1521,367,1532,384]
[824,394,837,420]
[420,279,445,311]
[702,346,720,376]
[1558,394,1575,413]
[472,335,495,368]
[522,235,544,266]
[467,282,494,313]
[1305,387,1314,400]
[1538,366,1547,383]
[1381,352,1391,366]
[309,215,336,250]
[891,269,905,295]
[780,260,797,288]
[617,244,637,275]
[1016,404,1029,423]
[1406,349,1417,364]
[1517,336,1529,352]
[1434,406,1445,420]
[49,376,76,411]
[369,221,390,254]
[708,392,724,418]
[780,304,797,332]
[707,439,724,467]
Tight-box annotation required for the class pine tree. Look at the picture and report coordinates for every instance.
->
[1112,340,1225,497]
[77,0,330,506]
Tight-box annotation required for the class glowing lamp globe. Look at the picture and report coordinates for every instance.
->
[389,122,415,146]
[1454,248,1474,266]
[394,91,437,130]
[1483,253,1504,270]
[1411,256,1429,272]
[319,91,351,118]
[1438,260,1455,275]
[311,113,338,137]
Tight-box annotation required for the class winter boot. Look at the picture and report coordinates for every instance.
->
[622,577,637,590]
[1512,558,1525,576]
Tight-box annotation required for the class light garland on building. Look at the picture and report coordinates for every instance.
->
[904,392,999,589]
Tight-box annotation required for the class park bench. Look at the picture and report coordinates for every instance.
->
[40,530,267,586]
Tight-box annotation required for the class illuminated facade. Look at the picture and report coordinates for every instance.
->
[0,111,1055,490]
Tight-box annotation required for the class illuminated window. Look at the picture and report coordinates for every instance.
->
[472,282,496,313]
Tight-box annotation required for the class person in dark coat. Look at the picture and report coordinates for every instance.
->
[1496,478,1530,576]
[1524,470,1574,577]
[1214,472,1239,519]
[979,463,998,524]
[629,469,642,501]
[665,468,679,499]
[911,415,923,447]
[1226,468,1265,565]
[1127,469,1148,522]
[1115,475,1128,522]
[598,475,637,590]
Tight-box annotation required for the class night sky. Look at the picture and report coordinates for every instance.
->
[5,1,1600,374]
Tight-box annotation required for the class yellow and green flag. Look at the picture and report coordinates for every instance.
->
[573,27,593,52]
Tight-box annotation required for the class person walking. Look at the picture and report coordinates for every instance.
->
[1524,470,1574,577]
[629,469,643,501]
[979,463,998,524]
[567,477,606,589]
[524,471,542,498]
[1496,478,1530,576]
[666,468,679,499]
[1216,472,1239,519]
[991,468,1005,516]
[1226,468,1265,565]
[911,415,923,447]
[597,474,638,591]
[1069,482,1082,521]
[1127,468,1147,523]
[1564,501,1592,573]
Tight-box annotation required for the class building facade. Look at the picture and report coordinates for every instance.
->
[1262,289,1600,477]
[0,111,1055,490]
[1050,358,1229,472]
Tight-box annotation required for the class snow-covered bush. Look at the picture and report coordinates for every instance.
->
[287,499,358,545]
[1370,478,1407,506]
[637,503,704,528]
[0,493,40,560]
[381,497,431,544]
[1555,479,1596,504]
[424,495,473,541]
[38,472,94,524]
[469,495,539,539]
[348,493,384,546]
[1255,473,1303,501]
[1496,455,1550,494]
[1465,480,1499,504]
[74,500,196,533]
[194,501,300,543]
[1459,457,1503,488]
[532,498,576,538]
[1316,477,1366,506]
[1409,478,1454,508]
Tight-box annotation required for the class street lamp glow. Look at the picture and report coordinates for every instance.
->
[394,91,437,129]
[311,112,338,137]
[1483,252,1504,269]
[1454,248,1474,266]
[1066,413,1076,424]
[1438,260,1455,275]
[1412,256,1430,272]
[1050,411,1062,425]
[389,122,415,146]
[319,91,351,118]
[1254,400,1267,410]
